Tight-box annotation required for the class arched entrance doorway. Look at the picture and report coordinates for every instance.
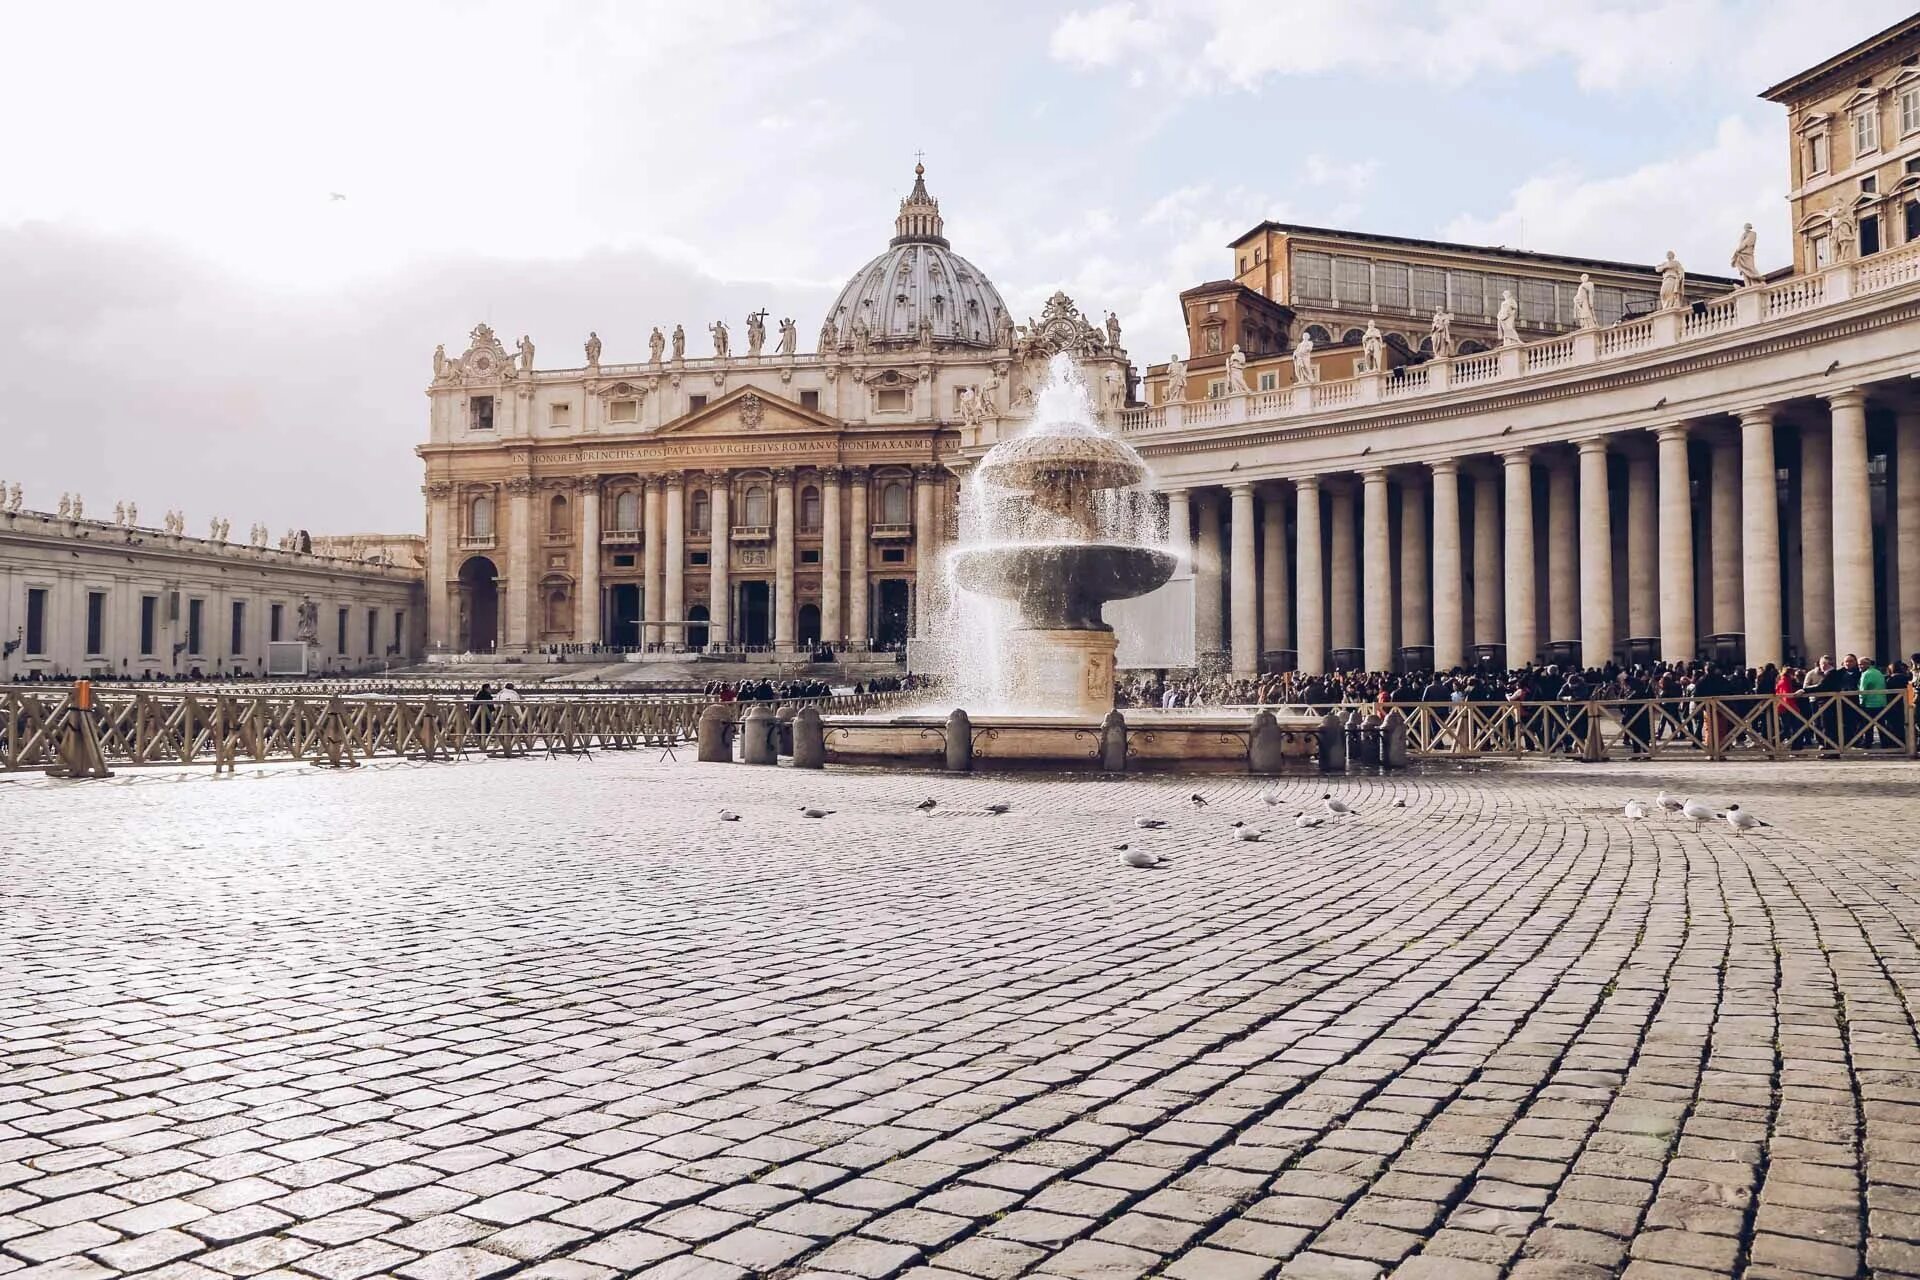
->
[458,556,500,652]
[798,603,821,649]
[686,604,710,650]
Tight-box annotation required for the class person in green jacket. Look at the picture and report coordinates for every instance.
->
[1859,658,1888,748]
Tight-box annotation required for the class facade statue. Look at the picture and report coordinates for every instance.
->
[1227,344,1251,393]
[72,494,82,519]
[1731,223,1761,286]
[980,372,999,416]
[1495,291,1521,346]
[1102,365,1123,411]
[777,316,797,356]
[996,311,1015,350]
[58,493,71,519]
[210,517,222,541]
[1656,251,1686,310]
[1430,306,1454,357]
[709,320,730,359]
[517,334,535,374]
[296,599,319,644]
[1360,321,1385,372]
[1291,336,1316,385]
[6,483,21,513]
[958,386,984,426]
[917,316,933,349]
[113,501,126,525]
[648,326,666,364]
[852,320,871,354]
[670,324,686,361]
[1168,355,1188,402]
[433,344,447,379]
[818,314,837,352]
[125,501,136,525]
[745,311,766,358]
[1573,274,1597,329]
[1105,311,1122,350]
[1830,203,1857,261]
[585,331,602,366]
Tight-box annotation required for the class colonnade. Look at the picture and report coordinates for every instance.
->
[1164,389,1920,675]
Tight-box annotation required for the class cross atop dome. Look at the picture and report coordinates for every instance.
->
[892,161,948,249]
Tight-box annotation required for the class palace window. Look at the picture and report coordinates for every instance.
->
[1808,132,1829,176]
[231,601,246,656]
[800,548,821,565]
[393,611,405,651]
[881,547,906,564]
[690,550,709,567]
[1449,270,1485,316]
[469,494,494,539]
[1333,256,1371,306]
[1863,174,1879,194]
[141,596,158,656]
[1862,214,1882,256]
[1907,200,1920,244]
[87,591,106,656]
[799,485,822,531]
[26,588,48,656]
[800,390,820,411]
[1373,262,1408,311]
[336,607,347,654]
[1258,371,1278,391]
[1855,106,1880,157]
[875,387,908,412]
[609,398,638,423]
[688,394,707,412]
[1293,252,1333,303]
[1411,265,1446,314]
[469,396,495,431]
[1812,232,1833,268]
[612,553,636,568]
[188,598,205,655]
[613,491,639,530]
[550,402,572,427]
[691,489,710,534]
[548,492,569,536]
[545,590,569,633]
[1519,278,1556,324]
[880,480,910,525]
[743,484,770,526]
[1206,379,1226,399]
[366,609,377,654]
[1904,85,1920,137]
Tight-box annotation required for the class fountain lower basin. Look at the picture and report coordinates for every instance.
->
[820,708,1326,772]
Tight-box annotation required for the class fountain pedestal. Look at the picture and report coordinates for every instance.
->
[1010,628,1116,719]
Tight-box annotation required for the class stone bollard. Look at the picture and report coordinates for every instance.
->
[1100,709,1128,772]
[1381,708,1409,770]
[1248,710,1286,775]
[945,709,973,772]
[775,705,797,756]
[742,705,777,765]
[1356,711,1382,767]
[696,705,734,763]
[792,707,825,769]
[1319,711,1347,773]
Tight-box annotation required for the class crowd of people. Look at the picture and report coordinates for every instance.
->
[699,671,926,702]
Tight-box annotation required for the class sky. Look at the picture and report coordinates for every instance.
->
[1,0,1910,533]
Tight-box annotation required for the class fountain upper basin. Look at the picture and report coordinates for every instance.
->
[950,543,1176,632]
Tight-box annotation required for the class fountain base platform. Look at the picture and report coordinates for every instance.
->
[1007,628,1116,720]
[820,708,1326,772]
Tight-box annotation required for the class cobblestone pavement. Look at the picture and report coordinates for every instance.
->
[8,758,1920,1280]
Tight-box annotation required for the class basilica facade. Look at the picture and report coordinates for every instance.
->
[418,167,1132,656]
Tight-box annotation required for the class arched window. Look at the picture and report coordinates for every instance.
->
[469,494,493,539]
[799,486,822,531]
[690,489,710,534]
[1341,328,1364,345]
[614,491,639,530]
[880,480,910,525]
[1305,325,1332,344]
[547,493,569,536]
[743,484,770,526]
[545,588,570,633]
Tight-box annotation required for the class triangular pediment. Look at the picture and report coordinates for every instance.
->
[656,386,843,437]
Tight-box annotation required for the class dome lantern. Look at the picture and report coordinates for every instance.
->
[892,162,949,248]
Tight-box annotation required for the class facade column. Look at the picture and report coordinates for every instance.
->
[1430,460,1463,670]
[576,479,601,645]
[821,468,844,646]
[1576,439,1614,666]
[1295,478,1325,674]
[1828,389,1875,658]
[1260,489,1290,659]
[1193,489,1225,662]
[642,476,664,644]
[1472,467,1502,655]
[1502,449,1537,666]
[1400,471,1430,654]
[663,473,685,645]
[1710,436,1743,637]
[1361,470,1392,671]
[1738,407,1782,669]
[1165,491,1193,661]
[1657,425,1695,662]
[848,470,870,647]
[1330,482,1358,660]
[913,466,939,637]
[1547,454,1577,647]
[427,483,453,651]
[1626,448,1658,642]
[707,474,730,649]
[773,468,796,651]
[506,476,534,652]
[1229,484,1258,676]
[1800,424,1834,660]
[1898,408,1920,661]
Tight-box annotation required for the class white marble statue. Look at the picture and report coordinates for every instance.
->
[71,494,84,519]
[296,599,319,644]
[980,372,999,416]
[6,483,21,513]
[745,311,766,358]
[1657,251,1686,311]
[1731,223,1761,286]
[210,517,223,540]
[1830,203,1857,261]
[917,316,934,349]
[584,331,602,366]
[1496,291,1521,346]
[1573,274,1597,329]
[709,320,730,360]
[113,501,126,525]
[1105,311,1122,349]
[1430,306,1454,358]
[125,501,136,526]
[57,493,71,519]
[818,315,837,352]
[648,326,665,365]
[671,324,686,361]
[1167,355,1188,402]
[1103,365,1123,411]
[958,386,983,426]
[996,311,1015,349]
[517,334,535,373]
[433,344,447,380]
[1226,344,1251,394]
[777,317,798,357]
[1360,320,1385,372]
[1291,336,1316,386]
[852,320,871,354]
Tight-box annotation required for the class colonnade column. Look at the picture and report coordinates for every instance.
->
[1800,424,1834,660]
[1576,439,1613,666]
[773,468,796,651]
[707,475,730,649]
[1899,408,1920,661]
[576,479,601,646]
[1710,436,1742,637]
[1329,483,1358,661]
[1828,389,1876,659]
[821,468,844,646]
[1165,491,1191,659]
[507,476,534,651]
[642,476,664,642]
[1472,469,1502,655]
[1627,449,1658,642]
[1295,478,1325,674]
[913,466,940,637]
[1193,489,1225,662]
[1361,470,1392,672]
[848,470,870,647]
[1229,484,1259,676]
[427,483,453,651]
[1738,407,1781,668]
[1399,472,1430,656]
[1546,454,1577,648]
[1260,490,1289,659]
[1502,449,1536,666]
[1657,425,1695,662]
[664,473,685,643]
[1430,460,1463,671]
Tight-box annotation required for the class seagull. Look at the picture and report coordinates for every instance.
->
[800,806,834,819]
[1229,820,1246,828]
[1294,811,1323,830]
[1623,800,1648,820]
[1262,790,1283,806]
[718,809,741,822]
[1390,798,1407,808]
[1656,790,1684,815]
[1322,793,1354,817]
[1189,793,1209,808]
[1235,828,1264,842]
[328,192,347,201]
[1136,817,1169,829]
[984,802,1012,815]
[1724,804,1766,832]
[1124,849,1165,869]
[915,797,937,812]
[1680,798,1715,830]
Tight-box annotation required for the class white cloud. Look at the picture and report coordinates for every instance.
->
[1303,154,1380,196]
[1048,3,1167,69]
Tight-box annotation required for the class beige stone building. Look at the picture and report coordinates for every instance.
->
[419,167,1131,657]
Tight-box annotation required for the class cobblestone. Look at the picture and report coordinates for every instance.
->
[9,757,1920,1277]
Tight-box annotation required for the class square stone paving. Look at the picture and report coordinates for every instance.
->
[6,755,1920,1279]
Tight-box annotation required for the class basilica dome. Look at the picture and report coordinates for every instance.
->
[822,165,1009,351]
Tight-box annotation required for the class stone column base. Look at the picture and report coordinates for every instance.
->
[1010,628,1116,718]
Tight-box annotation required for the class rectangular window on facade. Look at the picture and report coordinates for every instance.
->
[800,390,820,411]
[86,591,106,656]
[880,548,906,564]
[1903,86,1920,136]
[336,608,348,654]
[612,553,636,568]
[690,550,709,567]
[875,388,908,412]
[26,588,47,656]
[1907,201,1920,244]
[469,396,495,431]
[1206,379,1226,399]
[1448,270,1486,316]
[393,611,405,652]
[1292,251,1333,303]
[687,394,708,412]
[1809,132,1829,175]
[270,602,284,642]
[609,399,638,422]
[1519,278,1557,325]
[1373,262,1409,312]
[1862,174,1879,194]
[366,609,377,655]
[1333,256,1371,307]
[1862,214,1882,256]
[230,601,246,655]
[1257,371,1278,391]
[140,596,158,656]
[1411,266,1446,315]
[1813,232,1834,268]
[800,548,821,565]
[187,599,204,655]
[550,402,572,427]
[1855,107,1879,157]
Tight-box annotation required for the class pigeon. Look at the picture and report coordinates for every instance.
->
[915,797,937,812]
[1622,800,1648,820]
[1136,817,1169,829]
[718,809,741,822]
[1294,811,1323,830]
[984,802,1012,815]
[800,807,834,819]
[1235,828,1264,842]
[1189,793,1209,808]
[1724,804,1766,832]
[1123,849,1165,869]
[1680,798,1715,830]
[1656,789,1684,815]
[1322,793,1354,817]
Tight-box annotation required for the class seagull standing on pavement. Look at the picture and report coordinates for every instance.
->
[1136,816,1169,829]
[1680,798,1715,830]
[718,809,741,822]
[1190,793,1209,808]
[1623,800,1648,820]
[1724,804,1766,832]
[916,797,937,812]
[1322,793,1354,817]
[800,806,834,819]
[1124,849,1165,868]
[1235,828,1263,842]
[1656,790,1684,816]
[1294,811,1323,830]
